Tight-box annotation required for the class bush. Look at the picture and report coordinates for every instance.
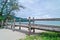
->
[20,32,60,40]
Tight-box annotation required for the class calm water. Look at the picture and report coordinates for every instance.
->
[35,21,60,26]
[9,21,60,26]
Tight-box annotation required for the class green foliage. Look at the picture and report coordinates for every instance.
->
[0,16,4,21]
[20,32,60,40]
[0,0,24,20]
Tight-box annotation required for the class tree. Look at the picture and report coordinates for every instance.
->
[0,0,25,27]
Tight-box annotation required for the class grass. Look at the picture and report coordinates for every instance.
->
[20,32,60,40]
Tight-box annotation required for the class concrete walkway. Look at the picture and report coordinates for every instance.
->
[0,27,46,40]
[0,28,26,40]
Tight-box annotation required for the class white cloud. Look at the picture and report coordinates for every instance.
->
[34,15,52,19]
[19,0,34,4]
[41,15,51,18]
[17,0,60,18]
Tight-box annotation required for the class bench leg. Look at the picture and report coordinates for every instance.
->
[28,28,31,36]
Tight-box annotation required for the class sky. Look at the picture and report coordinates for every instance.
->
[15,0,60,18]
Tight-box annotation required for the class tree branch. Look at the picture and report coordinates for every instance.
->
[1,0,8,15]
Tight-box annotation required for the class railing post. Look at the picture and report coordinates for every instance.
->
[28,17,31,35]
[1,20,4,28]
[33,17,35,33]
[5,19,8,28]
[13,18,15,31]
[11,20,13,29]
[19,19,21,30]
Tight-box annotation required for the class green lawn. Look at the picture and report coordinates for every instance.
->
[20,32,60,40]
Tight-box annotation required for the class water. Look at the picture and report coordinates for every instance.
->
[35,21,60,26]
[8,21,60,26]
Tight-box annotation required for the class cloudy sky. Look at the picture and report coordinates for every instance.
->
[15,0,60,18]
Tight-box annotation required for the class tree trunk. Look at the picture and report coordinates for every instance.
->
[0,12,2,27]
[0,22,1,27]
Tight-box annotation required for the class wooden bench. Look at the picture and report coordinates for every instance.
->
[5,17,60,36]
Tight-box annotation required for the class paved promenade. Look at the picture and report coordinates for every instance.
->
[0,27,46,40]
[0,28,26,40]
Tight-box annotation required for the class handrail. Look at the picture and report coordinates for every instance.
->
[27,18,60,21]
